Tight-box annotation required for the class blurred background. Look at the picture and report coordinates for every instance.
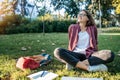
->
[0,0,120,34]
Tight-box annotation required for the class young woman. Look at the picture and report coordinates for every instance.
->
[54,10,114,72]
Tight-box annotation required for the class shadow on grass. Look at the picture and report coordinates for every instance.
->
[34,57,65,72]
[107,54,120,74]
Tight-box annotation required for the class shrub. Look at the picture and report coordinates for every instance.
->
[0,15,22,34]
[5,19,76,34]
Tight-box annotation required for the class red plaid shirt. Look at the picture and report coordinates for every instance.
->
[68,23,98,58]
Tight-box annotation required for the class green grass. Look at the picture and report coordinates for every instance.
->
[0,33,120,80]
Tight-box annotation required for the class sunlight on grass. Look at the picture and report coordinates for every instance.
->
[99,33,120,35]
[0,33,120,80]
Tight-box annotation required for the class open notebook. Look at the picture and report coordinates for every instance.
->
[61,77,103,80]
[27,71,58,80]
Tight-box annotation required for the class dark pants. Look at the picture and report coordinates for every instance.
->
[55,48,114,67]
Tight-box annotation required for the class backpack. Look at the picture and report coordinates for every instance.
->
[16,53,52,71]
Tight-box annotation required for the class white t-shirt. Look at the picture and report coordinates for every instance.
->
[73,31,90,55]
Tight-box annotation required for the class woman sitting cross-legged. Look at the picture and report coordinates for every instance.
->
[54,10,114,72]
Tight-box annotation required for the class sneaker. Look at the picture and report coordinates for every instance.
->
[88,64,108,72]
[66,63,73,70]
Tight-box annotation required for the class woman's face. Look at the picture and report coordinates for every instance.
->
[78,11,89,23]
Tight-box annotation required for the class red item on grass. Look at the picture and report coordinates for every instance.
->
[16,57,39,71]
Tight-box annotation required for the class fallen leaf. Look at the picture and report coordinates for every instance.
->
[41,49,46,52]
[28,46,31,49]
[117,54,120,56]
[21,47,27,51]
[37,40,40,42]
[118,51,120,54]
[52,43,55,46]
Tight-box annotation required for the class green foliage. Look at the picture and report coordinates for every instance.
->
[51,0,79,17]
[0,33,120,80]
[5,20,42,34]
[5,19,76,34]
[88,0,113,20]
[1,15,119,34]
[0,0,17,15]
[112,0,120,14]
[38,6,51,16]
[0,15,22,34]
[38,14,53,21]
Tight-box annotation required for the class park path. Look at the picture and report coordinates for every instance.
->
[98,33,120,35]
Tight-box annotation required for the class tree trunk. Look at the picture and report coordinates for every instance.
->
[21,0,26,17]
[30,1,37,21]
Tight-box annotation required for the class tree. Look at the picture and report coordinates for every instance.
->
[0,0,18,16]
[20,0,27,17]
[112,0,120,25]
[87,0,116,27]
[112,0,120,14]
[24,0,51,21]
[51,0,79,17]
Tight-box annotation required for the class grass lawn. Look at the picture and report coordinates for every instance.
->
[0,33,120,80]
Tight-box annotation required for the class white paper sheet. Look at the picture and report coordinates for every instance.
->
[27,71,58,80]
[61,77,103,80]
